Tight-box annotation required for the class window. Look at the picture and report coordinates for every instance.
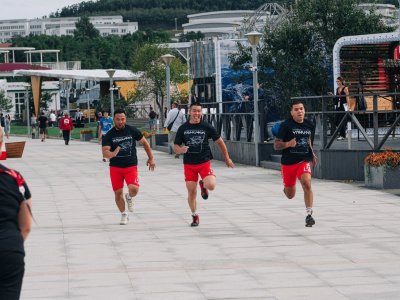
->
[14,92,26,120]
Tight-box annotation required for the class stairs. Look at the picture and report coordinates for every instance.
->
[126,118,149,129]
[260,154,281,171]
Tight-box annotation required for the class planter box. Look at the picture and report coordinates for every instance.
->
[5,141,26,158]
[80,133,93,141]
[364,165,400,189]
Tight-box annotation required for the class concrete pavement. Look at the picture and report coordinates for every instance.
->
[3,136,400,300]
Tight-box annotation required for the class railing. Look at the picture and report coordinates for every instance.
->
[126,103,153,119]
[292,92,400,150]
[193,99,269,143]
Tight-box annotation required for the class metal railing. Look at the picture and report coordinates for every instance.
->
[292,92,400,150]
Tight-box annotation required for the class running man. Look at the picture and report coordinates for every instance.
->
[174,102,234,227]
[102,109,156,225]
[274,100,317,227]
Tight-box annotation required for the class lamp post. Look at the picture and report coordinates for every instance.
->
[25,85,30,137]
[245,31,263,167]
[85,88,91,124]
[63,78,72,116]
[106,69,116,117]
[161,54,175,111]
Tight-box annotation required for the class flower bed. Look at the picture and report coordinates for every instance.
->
[364,150,400,189]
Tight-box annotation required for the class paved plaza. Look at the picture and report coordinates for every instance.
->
[3,136,400,300]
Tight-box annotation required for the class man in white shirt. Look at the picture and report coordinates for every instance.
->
[164,102,186,158]
[49,111,57,127]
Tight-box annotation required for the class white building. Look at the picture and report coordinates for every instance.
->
[0,15,138,42]
[358,3,397,27]
[182,10,265,39]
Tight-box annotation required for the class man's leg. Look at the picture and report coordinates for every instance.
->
[300,172,315,227]
[114,188,125,213]
[186,181,200,226]
[186,181,197,214]
[283,186,296,199]
[125,184,139,212]
[300,173,313,209]
[281,164,297,199]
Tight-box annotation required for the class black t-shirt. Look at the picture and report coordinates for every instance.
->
[0,165,31,255]
[38,116,48,128]
[174,121,221,165]
[149,111,157,119]
[276,118,315,165]
[102,125,143,168]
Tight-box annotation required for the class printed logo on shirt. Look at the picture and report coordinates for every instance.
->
[112,136,133,157]
[184,130,205,153]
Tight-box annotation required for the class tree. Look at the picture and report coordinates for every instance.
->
[40,92,53,112]
[229,0,391,116]
[0,91,13,113]
[179,31,204,42]
[74,16,100,39]
[130,44,188,123]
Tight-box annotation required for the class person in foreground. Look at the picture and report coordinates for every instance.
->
[274,100,317,227]
[174,102,234,227]
[0,128,33,299]
[102,109,156,225]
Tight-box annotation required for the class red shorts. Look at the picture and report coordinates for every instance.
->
[281,161,312,187]
[184,161,215,182]
[109,166,139,191]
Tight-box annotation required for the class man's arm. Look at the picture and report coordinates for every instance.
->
[215,138,234,168]
[102,145,120,159]
[274,138,296,151]
[139,137,155,170]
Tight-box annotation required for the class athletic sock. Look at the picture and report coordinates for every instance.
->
[192,212,197,216]
[306,207,313,215]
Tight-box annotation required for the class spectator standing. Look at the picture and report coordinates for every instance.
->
[4,114,11,139]
[148,107,157,130]
[96,112,102,139]
[164,102,186,158]
[75,108,83,128]
[38,112,48,142]
[59,112,74,145]
[0,128,33,299]
[0,113,4,128]
[30,113,37,139]
[49,111,57,127]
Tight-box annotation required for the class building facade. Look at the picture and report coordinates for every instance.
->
[0,15,138,42]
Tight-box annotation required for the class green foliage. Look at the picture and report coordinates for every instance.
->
[74,16,100,39]
[0,91,13,113]
[130,44,188,121]
[179,31,205,42]
[40,92,53,112]
[230,0,391,116]
[12,30,171,69]
[51,0,274,30]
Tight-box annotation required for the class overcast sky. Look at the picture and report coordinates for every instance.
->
[0,0,85,20]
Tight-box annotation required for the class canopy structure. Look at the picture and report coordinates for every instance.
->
[13,69,142,116]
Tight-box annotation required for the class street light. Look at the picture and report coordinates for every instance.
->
[84,88,91,124]
[24,85,31,137]
[106,69,116,117]
[245,30,263,167]
[63,78,72,116]
[161,54,175,111]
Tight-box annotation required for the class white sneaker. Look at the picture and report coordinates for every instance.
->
[337,136,345,140]
[120,213,129,225]
[125,193,134,212]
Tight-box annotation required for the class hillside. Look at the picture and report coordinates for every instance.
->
[51,0,293,30]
